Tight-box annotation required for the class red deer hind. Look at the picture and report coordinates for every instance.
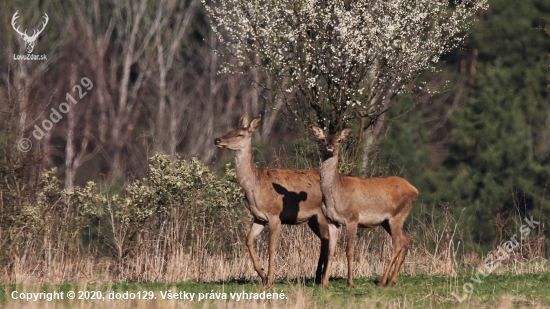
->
[312,126,418,289]
[214,113,330,287]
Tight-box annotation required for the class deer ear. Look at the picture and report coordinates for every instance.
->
[339,128,353,141]
[249,115,262,132]
[311,126,325,140]
[238,113,249,128]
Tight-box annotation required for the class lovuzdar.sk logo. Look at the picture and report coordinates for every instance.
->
[12,10,48,61]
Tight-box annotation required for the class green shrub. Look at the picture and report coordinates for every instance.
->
[1,153,245,272]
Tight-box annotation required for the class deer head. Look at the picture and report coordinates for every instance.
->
[312,126,353,157]
[12,11,49,54]
[214,113,262,150]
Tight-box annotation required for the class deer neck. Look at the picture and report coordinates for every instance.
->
[235,143,258,193]
[320,151,341,194]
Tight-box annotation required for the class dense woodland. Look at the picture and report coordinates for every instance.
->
[379,0,550,251]
[0,0,549,281]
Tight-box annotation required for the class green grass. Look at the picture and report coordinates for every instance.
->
[1,273,549,308]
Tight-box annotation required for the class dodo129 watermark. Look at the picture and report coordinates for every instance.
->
[18,77,93,152]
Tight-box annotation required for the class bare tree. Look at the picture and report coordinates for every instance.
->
[63,64,95,191]
[1,4,64,175]
[74,0,201,176]
[1,0,302,189]
[153,0,199,156]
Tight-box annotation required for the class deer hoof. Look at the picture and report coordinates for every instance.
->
[261,276,270,287]
[375,282,387,288]
[263,280,273,289]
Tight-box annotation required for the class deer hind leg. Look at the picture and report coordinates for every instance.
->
[377,221,403,287]
[246,220,266,282]
[387,234,411,287]
[345,223,358,288]
[386,193,416,286]
[308,215,330,284]
[265,218,281,288]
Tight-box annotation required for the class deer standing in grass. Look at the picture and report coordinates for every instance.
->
[312,126,418,289]
[214,113,330,287]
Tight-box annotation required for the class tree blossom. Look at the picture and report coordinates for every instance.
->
[203,0,488,133]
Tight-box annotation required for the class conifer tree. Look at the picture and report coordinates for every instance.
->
[427,0,550,249]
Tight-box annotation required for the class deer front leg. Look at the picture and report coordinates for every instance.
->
[322,222,339,290]
[246,220,266,281]
[265,218,281,288]
[345,223,358,288]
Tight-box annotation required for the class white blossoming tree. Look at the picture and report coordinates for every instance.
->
[203,0,487,145]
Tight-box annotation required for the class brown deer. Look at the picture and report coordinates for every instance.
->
[312,126,418,289]
[214,113,330,287]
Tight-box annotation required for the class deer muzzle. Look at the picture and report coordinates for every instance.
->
[214,138,225,148]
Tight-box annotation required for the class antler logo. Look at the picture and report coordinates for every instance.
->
[11,11,49,54]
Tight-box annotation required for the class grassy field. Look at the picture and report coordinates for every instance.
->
[1,272,549,308]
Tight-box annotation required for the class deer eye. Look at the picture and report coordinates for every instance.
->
[237,134,244,137]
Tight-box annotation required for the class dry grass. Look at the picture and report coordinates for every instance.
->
[1,194,548,308]
[3,220,547,285]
